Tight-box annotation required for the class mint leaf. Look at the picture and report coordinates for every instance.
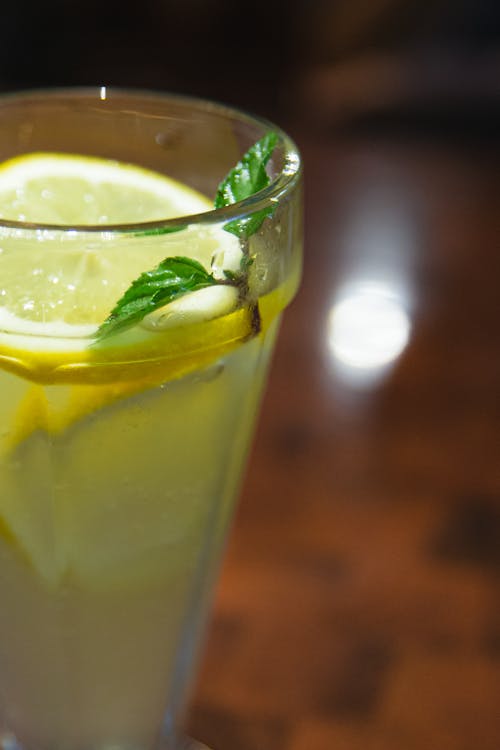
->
[95,256,216,341]
[215,131,278,238]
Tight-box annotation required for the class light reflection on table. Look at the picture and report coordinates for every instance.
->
[326,280,411,385]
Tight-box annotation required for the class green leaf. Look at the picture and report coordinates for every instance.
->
[94,256,216,341]
[215,131,278,239]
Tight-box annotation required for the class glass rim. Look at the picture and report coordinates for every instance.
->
[0,86,302,235]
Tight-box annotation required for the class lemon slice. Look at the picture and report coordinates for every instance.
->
[0,152,210,225]
[0,152,245,362]
[0,152,242,333]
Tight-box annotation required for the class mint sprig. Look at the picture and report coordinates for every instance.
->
[216,130,278,239]
[95,132,278,341]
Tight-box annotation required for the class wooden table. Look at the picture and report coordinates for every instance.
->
[188,121,500,749]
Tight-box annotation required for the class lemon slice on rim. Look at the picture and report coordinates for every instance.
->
[0,153,245,365]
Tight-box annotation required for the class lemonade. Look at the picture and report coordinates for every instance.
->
[0,91,301,750]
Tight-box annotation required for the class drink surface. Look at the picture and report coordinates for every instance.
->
[0,152,300,750]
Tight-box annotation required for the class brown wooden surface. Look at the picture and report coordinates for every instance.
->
[187,124,500,749]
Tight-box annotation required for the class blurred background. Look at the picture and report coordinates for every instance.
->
[1,2,498,749]
[0,0,498,125]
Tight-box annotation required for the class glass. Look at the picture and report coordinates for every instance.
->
[0,89,302,750]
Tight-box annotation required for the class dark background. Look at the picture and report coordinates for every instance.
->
[1,3,498,749]
[0,1,498,125]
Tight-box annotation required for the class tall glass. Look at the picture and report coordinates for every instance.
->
[0,90,302,750]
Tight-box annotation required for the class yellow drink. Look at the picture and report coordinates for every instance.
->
[0,90,302,750]
[0,323,279,750]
